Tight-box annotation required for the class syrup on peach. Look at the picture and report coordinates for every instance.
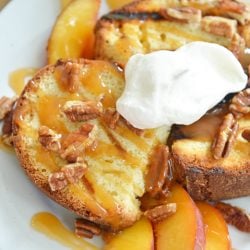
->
[48,0,100,64]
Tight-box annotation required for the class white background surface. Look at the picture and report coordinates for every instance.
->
[0,0,249,249]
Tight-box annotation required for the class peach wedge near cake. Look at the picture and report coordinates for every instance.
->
[154,185,206,250]
[196,202,231,250]
[12,59,169,231]
[47,0,100,64]
[103,217,154,250]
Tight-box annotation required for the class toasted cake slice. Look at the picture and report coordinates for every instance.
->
[94,0,250,66]
[170,103,250,201]
[12,59,168,231]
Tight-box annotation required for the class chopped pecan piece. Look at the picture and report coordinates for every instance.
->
[161,7,201,23]
[201,16,237,38]
[63,100,103,122]
[61,160,87,184]
[38,126,61,152]
[212,113,238,159]
[229,88,250,118]
[228,33,245,57]
[55,61,81,93]
[48,159,87,191]
[215,202,250,232]
[122,118,144,136]
[102,108,120,129]
[144,203,177,223]
[103,108,144,135]
[75,218,101,238]
[0,96,17,120]
[61,124,98,162]
[48,172,68,191]
[240,128,250,142]
[145,145,173,198]
[218,0,246,14]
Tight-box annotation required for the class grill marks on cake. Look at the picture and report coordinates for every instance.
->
[34,62,159,224]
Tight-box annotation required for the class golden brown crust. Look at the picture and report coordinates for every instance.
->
[172,142,250,200]
[95,0,247,66]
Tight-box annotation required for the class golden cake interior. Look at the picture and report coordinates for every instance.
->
[13,59,168,230]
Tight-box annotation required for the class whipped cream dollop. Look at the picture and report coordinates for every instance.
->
[116,42,247,129]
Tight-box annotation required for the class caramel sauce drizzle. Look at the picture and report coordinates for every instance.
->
[9,68,37,95]
[31,212,99,250]
[35,61,154,226]
[0,136,14,154]
[178,106,228,140]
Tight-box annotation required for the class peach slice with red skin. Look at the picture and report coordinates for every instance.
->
[103,217,154,250]
[196,202,231,250]
[154,184,206,250]
[48,0,100,64]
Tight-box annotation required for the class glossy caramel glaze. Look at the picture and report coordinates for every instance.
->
[9,68,37,95]
[31,212,99,250]
[12,60,169,230]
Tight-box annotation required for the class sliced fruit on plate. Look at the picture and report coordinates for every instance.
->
[48,0,100,64]
[196,202,231,250]
[154,184,205,250]
[106,0,135,10]
[103,217,154,250]
[60,0,73,9]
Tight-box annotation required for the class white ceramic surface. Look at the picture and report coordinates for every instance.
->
[0,0,249,249]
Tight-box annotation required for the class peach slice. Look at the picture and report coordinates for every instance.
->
[196,202,231,250]
[60,0,73,9]
[154,184,205,250]
[48,0,100,64]
[103,217,154,250]
[106,0,135,10]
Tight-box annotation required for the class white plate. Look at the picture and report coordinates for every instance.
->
[0,0,249,249]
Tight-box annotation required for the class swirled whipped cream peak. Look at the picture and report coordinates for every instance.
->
[116,42,247,129]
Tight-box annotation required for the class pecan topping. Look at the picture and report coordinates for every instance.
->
[55,61,81,93]
[48,172,68,191]
[122,118,144,136]
[102,108,120,129]
[48,159,87,191]
[144,203,176,223]
[201,16,237,38]
[161,7,201,23]
[61,160,87,184]
[229,88,250,118]
[61,124,98,162]
[218,0,246,14]
[0,96,17,120]
[215,202,250,232]
[212,113,238,159]
[38,126,61,152]
[228,33,245,57]
[63,100,103,122]
[239,128,250,142]
[145,145,173,198]
[103,108,144,135]
[75,218,101,238]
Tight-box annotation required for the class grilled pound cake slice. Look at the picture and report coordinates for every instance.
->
[95,0,249,66]
[12,59,169,231]
[171,104,250,201]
